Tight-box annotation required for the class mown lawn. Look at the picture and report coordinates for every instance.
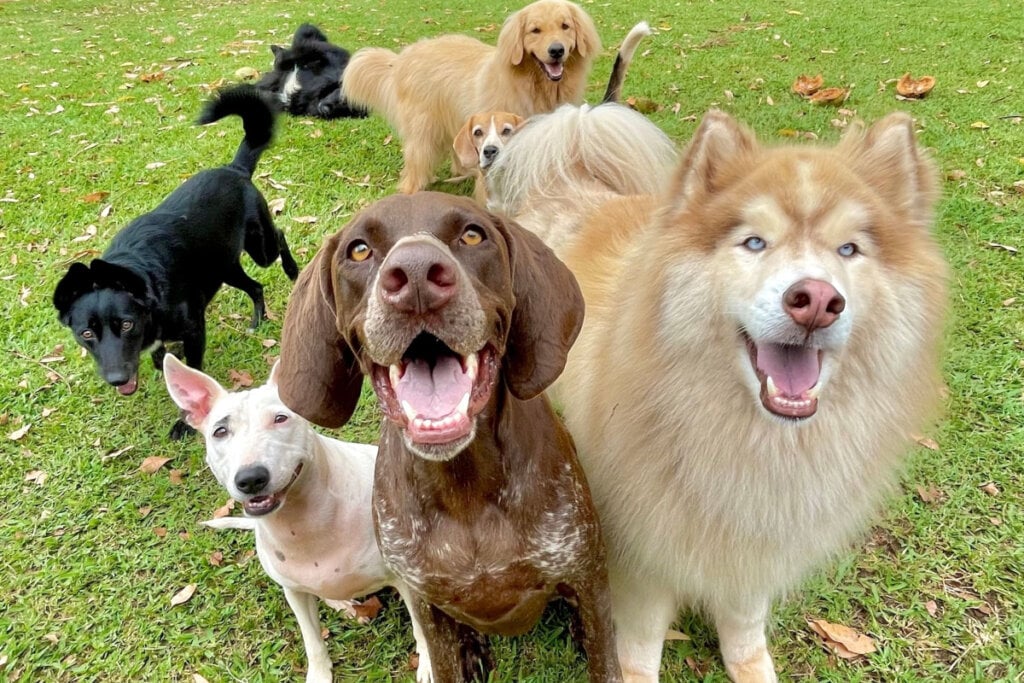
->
[1,0,1021,681]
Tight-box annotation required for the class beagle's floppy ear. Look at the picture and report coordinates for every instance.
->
[277,234,364,428]
[454,117,482,170]
[498,216,585,400]
[569,3,601,59]
[496,7,527,66]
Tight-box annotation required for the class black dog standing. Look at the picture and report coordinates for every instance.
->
[255,24,367,119]
[53,85,298,439]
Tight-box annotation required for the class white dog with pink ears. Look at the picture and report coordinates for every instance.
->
[162,354,431,683]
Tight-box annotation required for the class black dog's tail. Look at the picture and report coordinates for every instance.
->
[601,21,652,104]
[197,84,277,177]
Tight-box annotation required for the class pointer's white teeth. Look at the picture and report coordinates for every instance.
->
[465,353,479,381]
[401,400,417,423]
[457,391,470,417]
[766,375,781,398]
[389,364,402,386]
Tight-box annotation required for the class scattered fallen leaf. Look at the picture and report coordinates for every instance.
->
[791,73,824,97]
[8,424,31,441]
[345,596,383,624]
[80,191,110,203]
[267,197,286,216]
[192,675,210,683]
[212,498,236,518]
[43,632,59,644]
[145,161,166,170]
[209,550,224,566]
[234,66,259,81]
[979,481,1000,496]
[139,72,165,83]
[664,628,691,641]
[976,79,989,88]
[169,469,184,485]
[985,241,1018,254]
[947,169,967,181]
[1002,297,1016,307]
[261,339,278,348]
[808,619,876,659]
[139,455,172,474]
[228,368,253,390]
[25,469,47,485]
[624,96,661,114]
[896,73,936,99]
[138,506,152,518]
[170,583,197,607]
[916,484,944,504]
[913,434,940,451]
[291,215,318,224]
[925,599,938,617]
[809,87,849,105]
[970,121,990,130]
[153,526,168,538]
[408,653,420,671]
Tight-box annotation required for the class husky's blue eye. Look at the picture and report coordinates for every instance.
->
[838,242,859,257]
[743,236,767,251]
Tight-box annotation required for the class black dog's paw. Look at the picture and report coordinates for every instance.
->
[169,419,196,441]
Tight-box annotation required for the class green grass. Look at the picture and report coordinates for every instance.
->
[1,0,1021,680]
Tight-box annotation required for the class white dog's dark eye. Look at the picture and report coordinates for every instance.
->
[348,240,372,262]
[461,227,485,246]
[213,426,228,438]
[743,236,767,251]
[121,321,134,332]
[838,242,859,257]
[274,414,289,424]
[81,329,95,340]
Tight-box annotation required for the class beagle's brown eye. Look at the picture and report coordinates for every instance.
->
[348,240,372,262]
[460,228,484,246]
[472,126,484,137]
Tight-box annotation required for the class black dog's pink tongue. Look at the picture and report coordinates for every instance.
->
[117,374,139,396]
[394,356,471,421]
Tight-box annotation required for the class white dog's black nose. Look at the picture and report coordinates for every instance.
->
[235,465,270,494]
[548,43,565,61]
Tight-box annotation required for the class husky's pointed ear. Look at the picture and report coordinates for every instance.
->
[163,354,226,429]
[498,215,585,400]
[277,234,364,428]
[496,8,527,66]
[845,112,939,222]
[665,109,756,213]
[569,3,601,59]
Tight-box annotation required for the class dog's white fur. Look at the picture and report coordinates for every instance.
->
[491,110,948,681]
[486,101,677,252]
[162,355,432,683]
[343,0,600,194]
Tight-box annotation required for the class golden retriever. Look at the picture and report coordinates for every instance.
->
[489,109,948,682]
[342,0,600,194]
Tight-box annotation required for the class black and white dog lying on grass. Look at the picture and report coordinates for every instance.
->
[255,24,367,119]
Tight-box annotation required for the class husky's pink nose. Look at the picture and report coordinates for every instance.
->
[380,242,458,314]
[784,279,845,331]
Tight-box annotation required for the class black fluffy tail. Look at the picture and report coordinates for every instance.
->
[197,84,277,176]
[601,21,652,104]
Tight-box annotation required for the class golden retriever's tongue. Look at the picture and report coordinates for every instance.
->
[395,356,473,444]
[543,61,564,80]
[756,344,819,397]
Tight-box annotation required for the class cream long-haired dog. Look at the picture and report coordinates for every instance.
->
[489,109,948,682]
[342,0,600,194]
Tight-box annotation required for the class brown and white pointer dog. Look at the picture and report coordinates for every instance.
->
[276,192,621,682]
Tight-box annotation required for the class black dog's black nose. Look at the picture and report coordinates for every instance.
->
[482,145,499,161]
[235,465,270,494]
[548,43,565,60]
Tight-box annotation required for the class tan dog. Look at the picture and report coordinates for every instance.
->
[453,112,525,203]
[493,110,948,681]
[343,0,600,194]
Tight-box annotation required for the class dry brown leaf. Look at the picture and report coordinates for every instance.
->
[153,526,167,538]
[809,87,849,105]
[408,652,420,671]
[228,368,253,390]
[138,505,152,518]
[25,469,47,485]
[139,72,165,83]
[346,596,383,624]
[267,197,286,216]
[916,484,944,504]
[896,73,935,99]
[192,675,210,683]
[80,191,110,203]
[169,469,184,485]
[292,215,318,224]
[913,434,940,451]
[792,73,824,97]
[170,583,197,607]
[8,423,30,441]
[139,455,172,474]
[234,66,259,81]
[980,481,1000,497]
[925,599,938,617]
[212,498,236,518]
[209,551,224,567]
[808,619,876,658]
[261,339,277,348]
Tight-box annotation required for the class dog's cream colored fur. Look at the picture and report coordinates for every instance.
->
[491,109,948,682]
[343,0,599,194]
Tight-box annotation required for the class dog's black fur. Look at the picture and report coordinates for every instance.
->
[255,24,367,120]
[53,85,299,439]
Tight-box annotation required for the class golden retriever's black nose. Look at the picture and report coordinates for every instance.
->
[380,241,458,314]
[235,465,270,494]
[548,43,565,61]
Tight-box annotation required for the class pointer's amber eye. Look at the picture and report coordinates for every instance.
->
[461,228,484,246]
[349,241,372,262]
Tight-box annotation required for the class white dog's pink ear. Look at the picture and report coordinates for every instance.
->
[845,112,939,221]
[162,354,225,429]
[666,109,756,212]
[496,9,527,66]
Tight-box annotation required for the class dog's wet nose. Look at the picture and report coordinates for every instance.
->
[482,145,499,161]
[783,279,845,332]
[380,242,458,314]
[235,465,271,494]
[548,43,565,61]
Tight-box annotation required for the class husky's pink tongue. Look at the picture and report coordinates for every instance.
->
[394,356,473,444]
[755,344,819,397]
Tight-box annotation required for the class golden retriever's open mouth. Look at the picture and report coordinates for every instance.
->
[744,334,822,419]
[534,55,565,81]
[371,333,499,446]
[243,463,303,517]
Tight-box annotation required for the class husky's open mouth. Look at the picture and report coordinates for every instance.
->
[371,333,499,447]
[534,55,564,81]
[243,463,303,516]
[744,334,822,419]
